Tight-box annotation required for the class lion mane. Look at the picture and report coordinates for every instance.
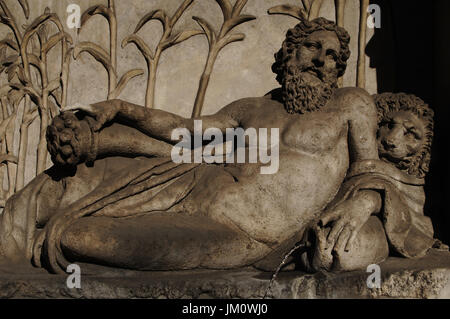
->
[373,92,434,179]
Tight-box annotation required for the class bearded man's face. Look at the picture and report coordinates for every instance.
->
[282,30,341,114]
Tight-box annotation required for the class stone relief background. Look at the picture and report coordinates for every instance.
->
[0,0,377,206]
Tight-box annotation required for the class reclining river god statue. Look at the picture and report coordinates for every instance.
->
[0,18,436,274]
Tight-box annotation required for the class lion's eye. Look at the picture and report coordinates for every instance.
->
[407,129,421,140]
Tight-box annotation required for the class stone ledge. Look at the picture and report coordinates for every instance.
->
[0,249,449,299]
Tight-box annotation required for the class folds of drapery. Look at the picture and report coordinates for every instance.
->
[0,156,200,273]
[326,159,434,258]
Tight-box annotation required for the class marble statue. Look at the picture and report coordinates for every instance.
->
[0,18,436,274]
[299,92,436,272]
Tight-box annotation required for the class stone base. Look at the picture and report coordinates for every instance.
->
[0,249,449,299]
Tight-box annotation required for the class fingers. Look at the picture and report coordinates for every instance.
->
[62,103,95,114]
[325,220,344,249]
[333,225,352,253]
[91,118,105,132]
[345,227,360,252]
[320,208,341,227]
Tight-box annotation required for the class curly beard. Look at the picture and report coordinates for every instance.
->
[281,64,338,114]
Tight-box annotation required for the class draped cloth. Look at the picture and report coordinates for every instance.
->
[0,156,200,273]
[327,159,435,258]
[0,157,435,273]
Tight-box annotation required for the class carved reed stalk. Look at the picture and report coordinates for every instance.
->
[335,0,346,87]
[20,11,70,175]
[107,0,117,99]
[0,96,16,197]
[191,0,255,118]
[77,1,143,102]
[357,0,369,88]
[192,49,217,117]
[122,0,200,108]
[308,0,324,20]
[0,99,15,198]
[0,0,29,194]
[145,22,172,109]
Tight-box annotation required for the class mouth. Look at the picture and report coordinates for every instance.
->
[302,68,322,80]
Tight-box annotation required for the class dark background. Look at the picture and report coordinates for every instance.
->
[367,0,450,244]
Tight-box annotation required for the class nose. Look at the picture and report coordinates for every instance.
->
[384,138,396,149]
[313,49,325,67]
[384,128,403,148]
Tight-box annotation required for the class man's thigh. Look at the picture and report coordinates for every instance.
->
[60,212,265,270]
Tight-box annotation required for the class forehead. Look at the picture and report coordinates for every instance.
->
[386,110,421,123]
[304,30,340,51]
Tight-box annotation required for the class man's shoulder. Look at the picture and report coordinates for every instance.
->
[334,87,373,104]
[223,93,282,111]
[333,87,376,117]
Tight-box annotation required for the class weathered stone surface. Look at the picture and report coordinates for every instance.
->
[0,249,449,299]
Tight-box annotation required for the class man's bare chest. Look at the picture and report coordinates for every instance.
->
[281,109,348,154]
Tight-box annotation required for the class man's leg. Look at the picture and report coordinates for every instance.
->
[60,212,268,270]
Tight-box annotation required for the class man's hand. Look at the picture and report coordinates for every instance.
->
[63,101,120,132]
[319,190,381,254]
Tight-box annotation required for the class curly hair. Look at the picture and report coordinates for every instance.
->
[272,17,351,85]
[373,92,434,179]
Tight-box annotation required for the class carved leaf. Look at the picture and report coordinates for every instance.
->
[302,0,312,11]
[231,0,249,17]
[16,66,29,85]
[134,10,169,34]
[0,13,12,26]
[109,69,144,99]
[50,88,62,107]
[0,154,17,164]
[215,0,233,21]
[170,0,194,27]
[5,113,15,158]
[1,54,19,66]
[0,39,19,51]
[26,13,63,34]
[73,42,116,77]
[9,83,41,105]
[162,29,203,49]
[0,113,15,141]
[0,85,12,97]
[7,87,25,106]
[41,32,73,55]
[37,24,48,48]
[79,5,112,32]
[48,99,59,119]
[267,5,306,20]
[27,53,42,71]
[219,32,245,47]
[122,34,154,60]
[22,107,38,126]
[22,13,65,56]
[222,14,256,35]
[18,0,30,19]
[6,64,17,82]
[308,0,324,20]
[46,78,60,93]
[192,16,216,47]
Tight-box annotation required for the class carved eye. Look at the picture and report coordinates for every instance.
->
[305,42,319,50]
[326,50,338,61]
[406,128,421,139]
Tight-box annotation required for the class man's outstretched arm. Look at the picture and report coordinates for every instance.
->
[85,99,240,144]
